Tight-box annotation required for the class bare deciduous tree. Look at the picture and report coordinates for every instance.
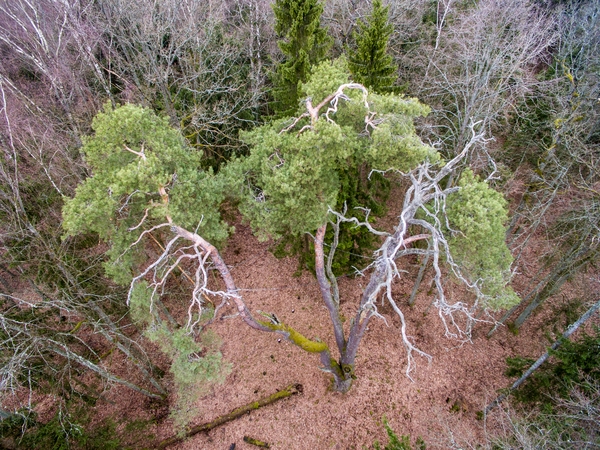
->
[489,0,600,333]
[0,0,171,422]
[94,0,272,161]
[417,0,555,165]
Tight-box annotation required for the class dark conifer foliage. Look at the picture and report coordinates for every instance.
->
[348,0,398,92]
[271,0,331,116]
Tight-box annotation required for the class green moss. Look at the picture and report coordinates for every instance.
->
[507,322,519,335]
[341,364,355,377]
[259,321,328,353]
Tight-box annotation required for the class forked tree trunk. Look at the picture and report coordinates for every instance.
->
[313,224,378,392]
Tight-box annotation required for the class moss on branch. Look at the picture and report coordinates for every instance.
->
[157,383,302,448]
[258,320,328,353]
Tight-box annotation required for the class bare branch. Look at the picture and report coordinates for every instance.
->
[123,143,147,161]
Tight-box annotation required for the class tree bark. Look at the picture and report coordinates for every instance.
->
[172,225,272,333]
[314,224,346,353]
[488,239,595,336]
[46,341,166,400]
[513,245,594,329]
[408,246,430,306]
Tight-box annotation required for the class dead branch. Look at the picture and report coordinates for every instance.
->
[279,82,371,135]
[346,121,489,378]
[156,383,303,449]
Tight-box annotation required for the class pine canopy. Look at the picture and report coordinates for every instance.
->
[62,104,229,284]
[232,59,436,240]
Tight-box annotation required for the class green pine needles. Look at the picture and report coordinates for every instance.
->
[373,420,426,450]
[231,58,437,242]
[271,0,332,116]
[62,104,231,428]
[147,325,230,432]
[348,0,399,93]
[506,326,600,407]
[62,61,519,397]
[62,103,230,285]
[445,170,518,309]
[272,165,391,276]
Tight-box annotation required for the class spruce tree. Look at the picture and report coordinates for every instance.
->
[271,0,331,117]
[348,0,398,92]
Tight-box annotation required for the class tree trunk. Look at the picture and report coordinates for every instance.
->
[513,244,594,329]
[46,341,166,400]
[314,225,346,353]
[330,368,354,393]
[408,247,430,306]
[488,239,595,336]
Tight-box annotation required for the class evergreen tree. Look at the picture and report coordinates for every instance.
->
[63,63,517,393]
[271,0,331,117]
[235,58,438,241]
[445,170,518,309]
[348,0,398,92]
[62,103,230,286]
[62,104,230,425]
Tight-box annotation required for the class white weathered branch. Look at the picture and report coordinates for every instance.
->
[343,121,491,376]
[123,144,146,160]
[279,83,375,136]
[328,205,391,237]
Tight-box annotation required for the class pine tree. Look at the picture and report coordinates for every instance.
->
[62,103,230,286]
[271,0,331,117]
[348,0,398,92]
[235,58,438,241]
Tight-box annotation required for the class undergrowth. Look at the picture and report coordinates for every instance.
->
[371,420,426,450]
[505,326,600,409]
[0,408,121,450]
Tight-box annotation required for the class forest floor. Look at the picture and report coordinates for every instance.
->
[84,179,596,450]
[7,183,597,450]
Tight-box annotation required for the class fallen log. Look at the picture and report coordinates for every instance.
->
[157,383,303,449]
[243,435,270,447]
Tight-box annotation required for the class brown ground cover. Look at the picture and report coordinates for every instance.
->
[4,184,597,450]
[141,218,594,449]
